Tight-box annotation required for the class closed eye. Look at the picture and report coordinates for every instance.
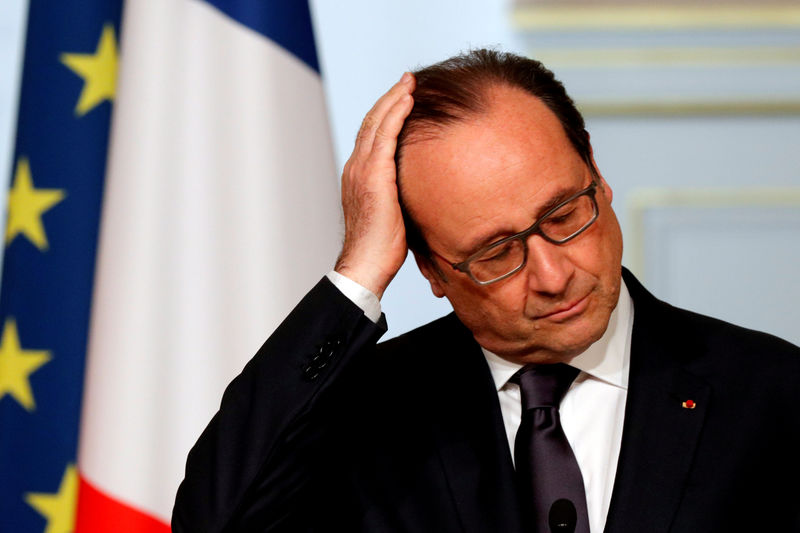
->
[476,241,514,263]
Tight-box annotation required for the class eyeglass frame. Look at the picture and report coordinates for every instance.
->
[432,179,600,286]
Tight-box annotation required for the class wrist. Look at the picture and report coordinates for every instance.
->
[334,256,400,300]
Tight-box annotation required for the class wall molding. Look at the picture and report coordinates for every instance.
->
[627,187,800,279]
[513,5,800,30]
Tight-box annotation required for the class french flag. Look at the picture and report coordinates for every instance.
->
[76,0,339,529]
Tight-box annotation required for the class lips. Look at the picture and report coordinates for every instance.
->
[534,293,590,322]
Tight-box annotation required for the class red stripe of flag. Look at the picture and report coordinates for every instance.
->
[76,474,171,532]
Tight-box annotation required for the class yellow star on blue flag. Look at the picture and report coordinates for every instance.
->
[25,464,78,533]
[5,158,65,251]
[0,318,52,411]
[61,24,119,116]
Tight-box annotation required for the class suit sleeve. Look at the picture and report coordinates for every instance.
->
[171,277,387,532]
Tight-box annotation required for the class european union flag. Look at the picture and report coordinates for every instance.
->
[0,1,122,531]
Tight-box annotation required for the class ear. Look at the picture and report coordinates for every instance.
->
[596,171,613,204]
[586,136,613,204]
[413,252,446,298]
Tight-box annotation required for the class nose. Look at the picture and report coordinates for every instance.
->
[523,234,574,296]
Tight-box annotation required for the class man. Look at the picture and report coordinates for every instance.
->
[173,50,800,532]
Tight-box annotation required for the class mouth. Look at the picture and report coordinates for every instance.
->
[535,293,591,322]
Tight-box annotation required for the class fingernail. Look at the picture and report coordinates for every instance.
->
[400,72,412,84]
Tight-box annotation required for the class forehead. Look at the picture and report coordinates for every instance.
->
[400,85,588,254]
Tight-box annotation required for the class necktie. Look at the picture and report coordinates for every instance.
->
[513,364,590,533]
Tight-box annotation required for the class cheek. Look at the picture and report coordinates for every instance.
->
[445,277,526,324]
[480,276,530,318]
[573,217,622,276]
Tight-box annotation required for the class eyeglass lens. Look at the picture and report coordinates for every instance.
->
[468,193,596,283]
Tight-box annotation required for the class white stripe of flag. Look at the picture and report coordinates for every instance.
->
[78,0,340,525]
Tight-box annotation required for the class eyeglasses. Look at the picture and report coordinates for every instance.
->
[437,180,599,285]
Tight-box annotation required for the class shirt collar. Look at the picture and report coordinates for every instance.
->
[483,278,634,391]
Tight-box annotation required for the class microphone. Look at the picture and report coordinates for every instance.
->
[549,498,577,533]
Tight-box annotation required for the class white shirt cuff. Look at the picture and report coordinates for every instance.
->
[326,270,382,323]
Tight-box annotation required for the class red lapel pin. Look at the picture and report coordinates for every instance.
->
[682,399,696,409]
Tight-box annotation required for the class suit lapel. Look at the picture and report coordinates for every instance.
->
[425,316,525,533]
[604,271,711,533]
[421,271,712,533]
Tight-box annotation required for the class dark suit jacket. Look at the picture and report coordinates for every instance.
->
[173,269,800,532]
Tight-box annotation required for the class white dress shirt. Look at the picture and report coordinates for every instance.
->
[483,281,633,533]
[327,271,634,533]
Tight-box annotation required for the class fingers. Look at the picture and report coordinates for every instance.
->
[335,73,417,297]
[354,72,416,158]
[370,92,413,164]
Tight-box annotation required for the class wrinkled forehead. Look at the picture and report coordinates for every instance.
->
[398,87,587,248]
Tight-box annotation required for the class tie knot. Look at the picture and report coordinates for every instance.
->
[513,363,579,410]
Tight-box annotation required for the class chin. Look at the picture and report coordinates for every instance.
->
[497,314,610,364]
[559,313,612,353]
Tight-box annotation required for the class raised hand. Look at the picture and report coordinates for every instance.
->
[335,73,416,299]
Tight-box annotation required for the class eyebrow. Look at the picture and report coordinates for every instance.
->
[459,186,580,257]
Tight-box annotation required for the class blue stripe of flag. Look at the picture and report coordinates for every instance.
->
[202,0,321,72]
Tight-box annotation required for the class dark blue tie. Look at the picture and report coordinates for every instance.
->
[513,364,590,533]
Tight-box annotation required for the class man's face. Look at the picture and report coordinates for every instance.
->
[400,85,623,364]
